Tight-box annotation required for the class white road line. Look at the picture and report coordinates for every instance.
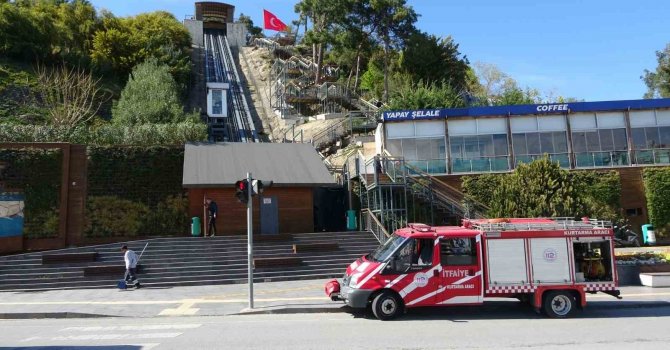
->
[0,296,329,306]
[52,332,183,341]
[61,324,202,332]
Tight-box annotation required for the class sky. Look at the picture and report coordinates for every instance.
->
[88,0,670,102]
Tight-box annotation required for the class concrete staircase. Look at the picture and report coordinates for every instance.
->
[0,231,379,292]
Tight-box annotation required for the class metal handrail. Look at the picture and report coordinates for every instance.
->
[470,218,613,231]
[403,163,488,219]
[362,208,391,243]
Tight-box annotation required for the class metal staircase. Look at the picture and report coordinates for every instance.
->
[345,151,489,236]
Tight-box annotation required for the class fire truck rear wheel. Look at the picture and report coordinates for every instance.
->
[543,291,576,318]
[372,291,403,320]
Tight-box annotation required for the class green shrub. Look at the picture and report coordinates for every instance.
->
[643,168,670,236]
[140,194,190,236]
[462,158,622,220]
[0,122,207,145]
[86,146,186,237]
[112,60,191,125]
[85,196,149,237]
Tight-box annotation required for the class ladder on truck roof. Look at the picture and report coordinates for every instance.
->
[470,217,613,232]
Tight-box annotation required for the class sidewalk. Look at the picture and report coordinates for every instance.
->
[0,279,669,319]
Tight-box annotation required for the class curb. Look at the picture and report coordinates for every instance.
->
[233,306,350,316]
[589,300,670,309]
[0,312,116,320]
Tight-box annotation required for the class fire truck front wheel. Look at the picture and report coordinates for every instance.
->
[543,291,577,318]
[372,290,404,320]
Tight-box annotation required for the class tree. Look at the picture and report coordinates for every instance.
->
[472,62,541,106]
[295,0,353,84]
[112,60,188,125]
[387,80,465,110]
[35,64,109,128]
[365,0,417,102]
[399,32,469,91]
[642,44,670,98]
[360,59,385,99]
[0,2,52,60]
[238,13,263,38]
[473,62,509,103]
[0,0,99,64]
[463,157,586,218]
[91,11,191,90]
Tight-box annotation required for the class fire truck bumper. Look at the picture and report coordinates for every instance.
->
[324,279,373,308]
[340,285,374,309]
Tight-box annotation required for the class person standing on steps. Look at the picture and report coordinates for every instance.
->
[121,245,140,288]
[205,198,218,237]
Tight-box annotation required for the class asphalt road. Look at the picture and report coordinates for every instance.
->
[1,302,669,350]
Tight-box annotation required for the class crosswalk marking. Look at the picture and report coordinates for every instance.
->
[159,300,200,316]
[61,324,202,332]
[52,332,183,341]
[20,323,202,348]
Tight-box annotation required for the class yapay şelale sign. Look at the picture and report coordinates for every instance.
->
[382,104,571,122]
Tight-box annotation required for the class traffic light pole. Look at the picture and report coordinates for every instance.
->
[247,171,254,309]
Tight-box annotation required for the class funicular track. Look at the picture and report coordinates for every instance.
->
[204,30,258,142]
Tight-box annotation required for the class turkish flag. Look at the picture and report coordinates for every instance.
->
[263,9,287,32]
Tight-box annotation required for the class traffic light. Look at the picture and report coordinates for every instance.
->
[235,179,249,204]
[251,180,273,195]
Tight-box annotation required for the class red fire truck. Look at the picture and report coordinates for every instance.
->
[325,218,621,320]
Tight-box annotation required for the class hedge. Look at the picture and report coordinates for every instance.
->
[643,168,670,235]
[85,146,189,237]
[0,148,62,238]
[0,122,207,146]
[462,158,621,221]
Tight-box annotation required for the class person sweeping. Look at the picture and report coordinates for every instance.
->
[121,245,141,288]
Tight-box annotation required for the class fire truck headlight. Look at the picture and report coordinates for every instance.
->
[349,275,359,288]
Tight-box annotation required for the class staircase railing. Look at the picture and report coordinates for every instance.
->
[310,115,369,150]
[362,208,391,243]
[402,162,488,219]
[282,126,304,143]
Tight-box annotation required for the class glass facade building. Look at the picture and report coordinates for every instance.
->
[382,99,670,175]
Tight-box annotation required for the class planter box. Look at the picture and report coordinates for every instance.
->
[640,273,670,287]
[640,264,670,273]
[616,264,670,286]
[617,265,641,285]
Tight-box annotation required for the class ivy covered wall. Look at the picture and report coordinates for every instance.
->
[0,148,62,238]
[643,168,670,236]
[85,146,188,238]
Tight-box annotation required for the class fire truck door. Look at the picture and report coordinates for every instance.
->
[393,238,441,308]
[435,236,483,305]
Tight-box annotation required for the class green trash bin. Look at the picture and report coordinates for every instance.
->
[642,224,656,245]
[346,210,357,231]
[191,217,201,236]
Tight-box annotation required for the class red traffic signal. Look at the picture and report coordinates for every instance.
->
[235,180,249,203]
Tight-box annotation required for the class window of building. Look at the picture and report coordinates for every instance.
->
[572,128,628,168]
[450,134,509,173]
[448,118,509,173]
[629,109,670,165]
[625,208,643,217]
[630,126,670,165]
[385,121,447,173]
[512,131,569,167]
[212,90,223,115]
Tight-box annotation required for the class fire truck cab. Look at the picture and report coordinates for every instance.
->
[325,218,620,320]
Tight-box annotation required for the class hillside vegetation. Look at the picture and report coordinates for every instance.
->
[0,0,203,144]
[289,0,577,109]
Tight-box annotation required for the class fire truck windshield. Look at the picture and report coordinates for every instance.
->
[368,234,406,262]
